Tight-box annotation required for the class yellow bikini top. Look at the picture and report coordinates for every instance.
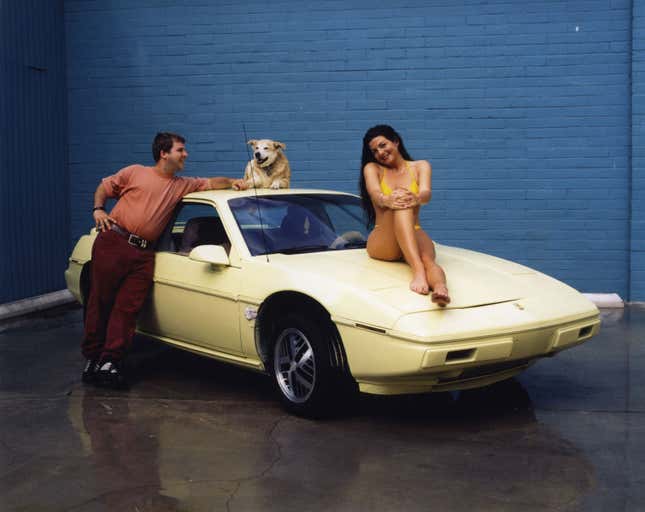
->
[379,161,419,196]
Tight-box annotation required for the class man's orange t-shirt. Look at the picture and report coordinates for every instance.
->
[102,164,210,241]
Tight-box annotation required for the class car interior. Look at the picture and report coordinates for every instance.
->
[178,216,230,255]
[155,202,232,255]
[242,204,333,255]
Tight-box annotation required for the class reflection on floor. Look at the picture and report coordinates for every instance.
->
[1,304,643,511]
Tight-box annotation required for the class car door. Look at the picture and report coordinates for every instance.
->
[138,200,243,355]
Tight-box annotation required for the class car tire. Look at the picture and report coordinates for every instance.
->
[270,312,354,418]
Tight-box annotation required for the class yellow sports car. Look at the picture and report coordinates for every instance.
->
[65,189,600,416]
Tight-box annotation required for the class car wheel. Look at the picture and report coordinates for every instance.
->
[271,312,352,417]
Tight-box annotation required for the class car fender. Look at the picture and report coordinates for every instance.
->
[238,259,402,329]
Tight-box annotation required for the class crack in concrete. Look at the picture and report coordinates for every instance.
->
[0,436,28,476]
[0,437,15,454]
[56,416,287,512]
[55,414,289,511]
[0,452,45,480]
[63,484,172,511]
[225,415,288,511]
[225,481,242,512]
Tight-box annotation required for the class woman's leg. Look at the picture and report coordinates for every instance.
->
[368,209,443,297]
[415,230,450,306]
[366,210,402,261]
[391,208,430,294]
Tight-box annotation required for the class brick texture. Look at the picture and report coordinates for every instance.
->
[2,0,68,303]
[632,1,645,300]
[65,0,637,299]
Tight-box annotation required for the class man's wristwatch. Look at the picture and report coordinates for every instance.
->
[93,206,105,212]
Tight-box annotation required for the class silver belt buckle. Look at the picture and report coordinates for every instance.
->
[128,233,147,249]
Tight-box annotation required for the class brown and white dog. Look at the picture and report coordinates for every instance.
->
[243,139,291,189]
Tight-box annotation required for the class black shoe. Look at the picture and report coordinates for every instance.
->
[81,359,99,385]
[96,360,129,390]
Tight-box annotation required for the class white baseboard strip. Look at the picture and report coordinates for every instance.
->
[582,293,625,309]
[0,290,76,322]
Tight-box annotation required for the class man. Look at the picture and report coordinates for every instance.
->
[82,132,247,389]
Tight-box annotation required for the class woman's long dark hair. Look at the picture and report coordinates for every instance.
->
[359,125,413,228]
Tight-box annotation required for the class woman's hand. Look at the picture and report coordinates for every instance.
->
[378,192,401,209]
[374,189,418,209]
[389,188,418,209]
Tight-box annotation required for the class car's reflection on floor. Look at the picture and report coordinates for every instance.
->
[127,333,536,421]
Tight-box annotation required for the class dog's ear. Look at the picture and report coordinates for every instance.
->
[247,140,257,146]
[273,141,286,150]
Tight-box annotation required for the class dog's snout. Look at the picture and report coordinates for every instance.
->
[255,152,261,159]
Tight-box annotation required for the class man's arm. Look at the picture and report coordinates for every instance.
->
[207,177,248,190]
[92,182,117,231]
[94,182,109,209]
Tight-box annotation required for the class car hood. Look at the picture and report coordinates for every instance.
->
[264,244,532,314]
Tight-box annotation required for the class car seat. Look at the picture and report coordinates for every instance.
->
[279,205,322,242]
[179,216,227,254]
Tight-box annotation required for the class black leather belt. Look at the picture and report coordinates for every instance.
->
[110,224,153,250]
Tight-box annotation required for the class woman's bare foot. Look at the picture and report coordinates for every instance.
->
[431,284,450,307]
[410,272,430,295]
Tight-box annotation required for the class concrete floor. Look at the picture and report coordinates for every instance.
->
[0,304,643,512]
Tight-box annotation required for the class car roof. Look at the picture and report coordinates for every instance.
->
[183,187,358,201]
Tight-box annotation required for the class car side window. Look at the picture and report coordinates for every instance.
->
[168,202,231,255]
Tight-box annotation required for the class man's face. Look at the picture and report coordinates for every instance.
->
[162,140,188,172]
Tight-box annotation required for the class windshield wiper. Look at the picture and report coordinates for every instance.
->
[279,241,366,254]
[279,244,331,254]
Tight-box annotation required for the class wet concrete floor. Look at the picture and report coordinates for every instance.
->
[0,304,644,511]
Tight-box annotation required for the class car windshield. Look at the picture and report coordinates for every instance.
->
[229,194,369,256]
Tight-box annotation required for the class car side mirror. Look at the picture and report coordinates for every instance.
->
[188,245,230,266]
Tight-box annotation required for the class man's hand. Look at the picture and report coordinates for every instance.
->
[232,179,248,190]
[93,209,116,232]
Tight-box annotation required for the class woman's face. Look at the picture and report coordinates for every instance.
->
[368,135,400,166]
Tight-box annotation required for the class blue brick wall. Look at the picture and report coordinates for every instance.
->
[65,0,637,299]
[633,2,645,301]
[1,0,68,303]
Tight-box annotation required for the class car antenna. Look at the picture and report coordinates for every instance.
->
[243,123,270,263]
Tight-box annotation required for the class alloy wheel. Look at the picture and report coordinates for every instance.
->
[274,327,316,403]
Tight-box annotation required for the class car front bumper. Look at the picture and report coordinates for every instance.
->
[334,299,600,395]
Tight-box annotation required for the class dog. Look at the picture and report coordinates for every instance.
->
[243,139,291,189]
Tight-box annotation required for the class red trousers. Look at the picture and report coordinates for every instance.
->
[82,230,155,362]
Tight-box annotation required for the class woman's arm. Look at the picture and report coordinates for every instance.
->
[364,163,409,209]
[385,160,432,209]
[416,160,432,205]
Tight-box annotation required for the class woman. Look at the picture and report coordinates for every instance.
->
[359,125,450,306]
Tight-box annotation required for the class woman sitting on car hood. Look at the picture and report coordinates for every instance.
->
[359,124,450,307]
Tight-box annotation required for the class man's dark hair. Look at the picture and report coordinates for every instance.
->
[152,132,185,162]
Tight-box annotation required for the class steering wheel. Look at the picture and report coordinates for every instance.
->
[329,231,366,249]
